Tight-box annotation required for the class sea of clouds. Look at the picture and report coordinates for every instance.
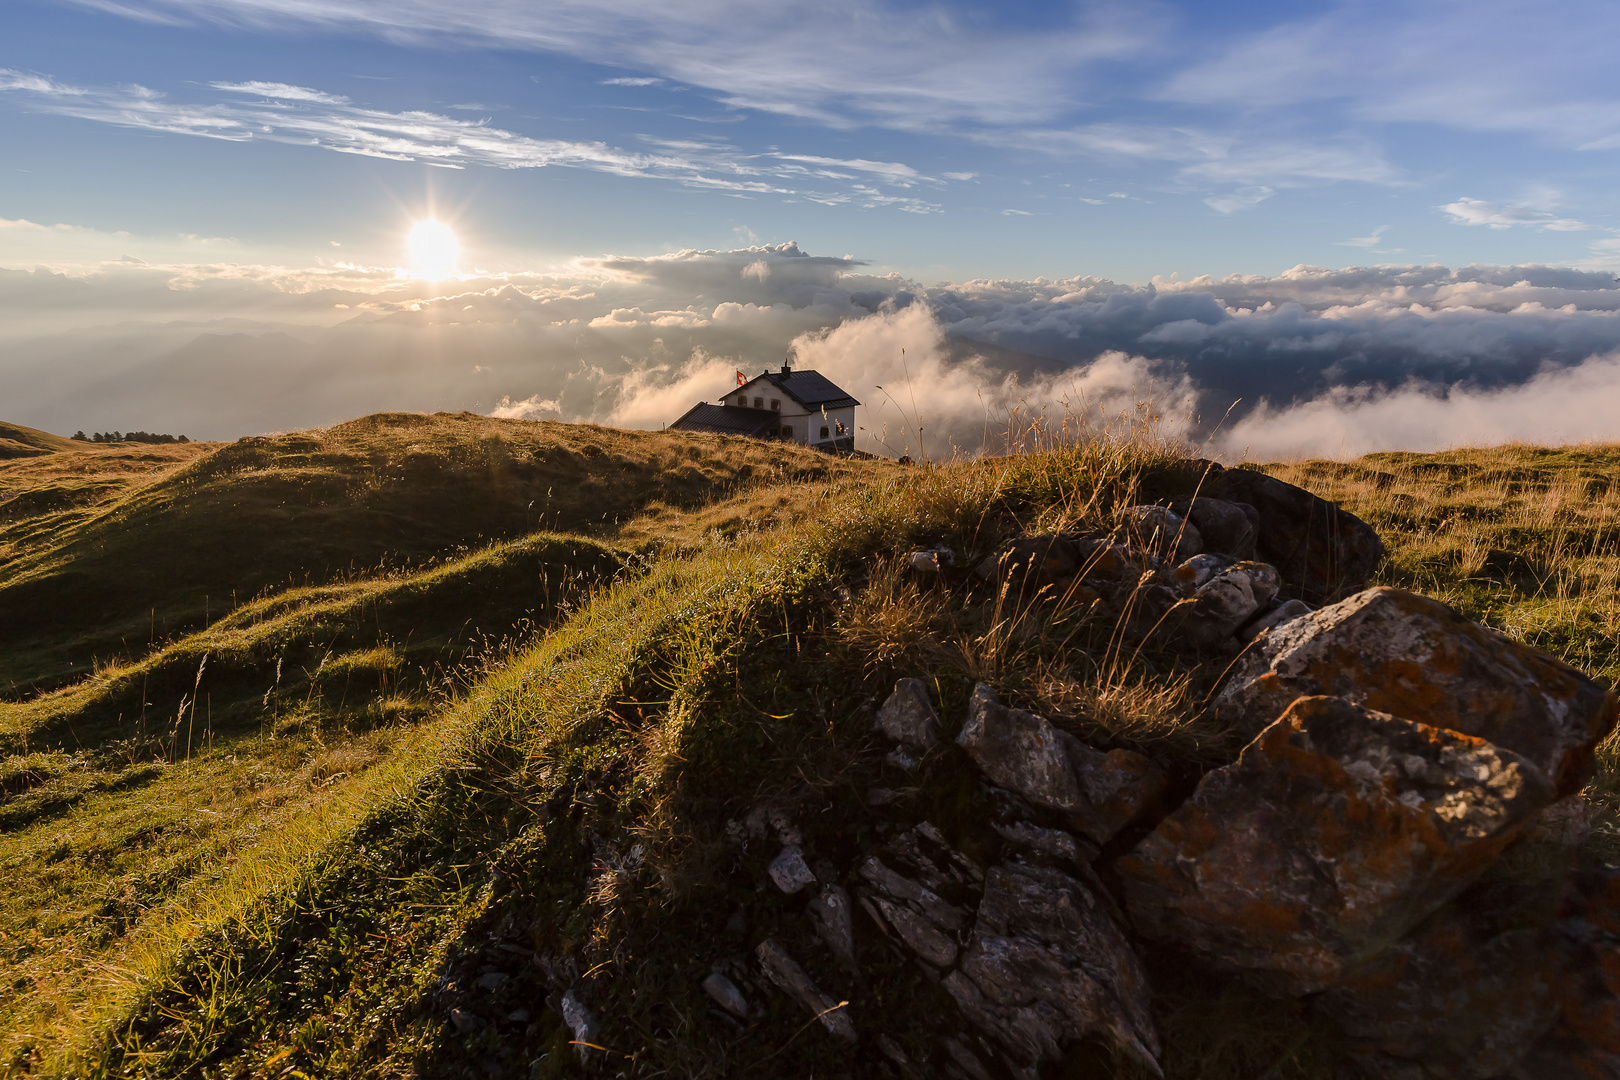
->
[5,241,1620,459]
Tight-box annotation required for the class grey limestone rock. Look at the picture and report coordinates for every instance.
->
[956,683,1167,844]
[807,883,857,967]
[876,678,942,749]
[755,938,857,1042]
[701,972,749,1019]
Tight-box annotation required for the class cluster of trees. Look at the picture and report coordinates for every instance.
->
[71,430,191,444]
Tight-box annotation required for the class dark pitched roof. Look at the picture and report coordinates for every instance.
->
[667,402,783,438]
[753,369,860,411]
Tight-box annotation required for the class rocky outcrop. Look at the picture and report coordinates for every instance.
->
[957,683,1167,844]
[945,863,1162,1079]
[1209,465,1386,600]
[1212,586,1618,795]
[1118,695,1555,995]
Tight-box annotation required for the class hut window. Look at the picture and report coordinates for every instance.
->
[770,399,780,411]
[835,421,846,434]
[820,425,830,439]
[780,425,793,437]
[754,396,764,408]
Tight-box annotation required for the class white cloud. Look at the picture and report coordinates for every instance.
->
[1335,225,1389,248]
[1204,186,1274,214]
[601,77,662,86]
[1,70,937,210]
[211,80,350,104]
[1442,197,1590,231]
[62,0,1161,134]
[1214,353,1620,460]
[9,244,1620,457]
[1000,209,1032,217]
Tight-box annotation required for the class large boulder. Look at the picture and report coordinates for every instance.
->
[1508,870,1620,1079]
[956,683,1168,844]
[943,863,1162,1079]
[1212,587,1618,796]
[1210,466,1385,600]
[1117,696,1555,996]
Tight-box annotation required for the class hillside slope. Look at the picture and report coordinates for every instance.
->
[0,422,82,460]
[0,412,875,696]
[0,424,1614,1079]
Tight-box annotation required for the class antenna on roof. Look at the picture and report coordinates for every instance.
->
[781,353,793,375]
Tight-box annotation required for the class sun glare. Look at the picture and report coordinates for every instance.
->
[407,219,460,278]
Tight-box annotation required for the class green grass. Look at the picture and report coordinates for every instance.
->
[1,416,1615,1078]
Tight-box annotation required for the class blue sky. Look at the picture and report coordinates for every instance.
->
[7,0,1620,457]
[4,0,1619,281]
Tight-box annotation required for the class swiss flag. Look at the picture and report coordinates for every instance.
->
[735,370,747,386]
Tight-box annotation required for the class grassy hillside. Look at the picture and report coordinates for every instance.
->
[0,423,83,461]
[0,418,1614,1078]
[0,412,870,697]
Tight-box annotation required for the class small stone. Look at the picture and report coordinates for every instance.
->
[1181,497,1260,561]
[768,844,817,894]
[768,809,803,846]
[449,1007,482,1033]
[876,678,943,749]
[1172,552,1236,590]
[506,1008,530,1023]
[1115,504,1202,562]
[864,893,960,968]
[701,972,749,1018]
[876,1033,912,1067]
[941,1035,996,1080]
[560,989,599,1063]
[475,971,509,991]
[908,545,956,573]
[992,821,1097,868]
[867,787,903,807]
[807,884,856,966]
[755,938,857,1042]
[886,746,921,771]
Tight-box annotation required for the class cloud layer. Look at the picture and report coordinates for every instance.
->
[0,71,943,211]
[6,243,1620,458]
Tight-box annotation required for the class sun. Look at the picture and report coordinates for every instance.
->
[407,219,460,278]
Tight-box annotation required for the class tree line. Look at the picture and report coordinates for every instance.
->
[71,431,192,444]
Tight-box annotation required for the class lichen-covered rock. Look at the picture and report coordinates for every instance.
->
[1318,833,1581,1080]
[1509,870,1620,1079]
[1209,467,1385,600]
[1212,586,1619,796]
[957,683,1167,843]
[944,863,1162,1078]
[1117,696,1555,996]
[1116,504,1202,562]
[876,678,942,749]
